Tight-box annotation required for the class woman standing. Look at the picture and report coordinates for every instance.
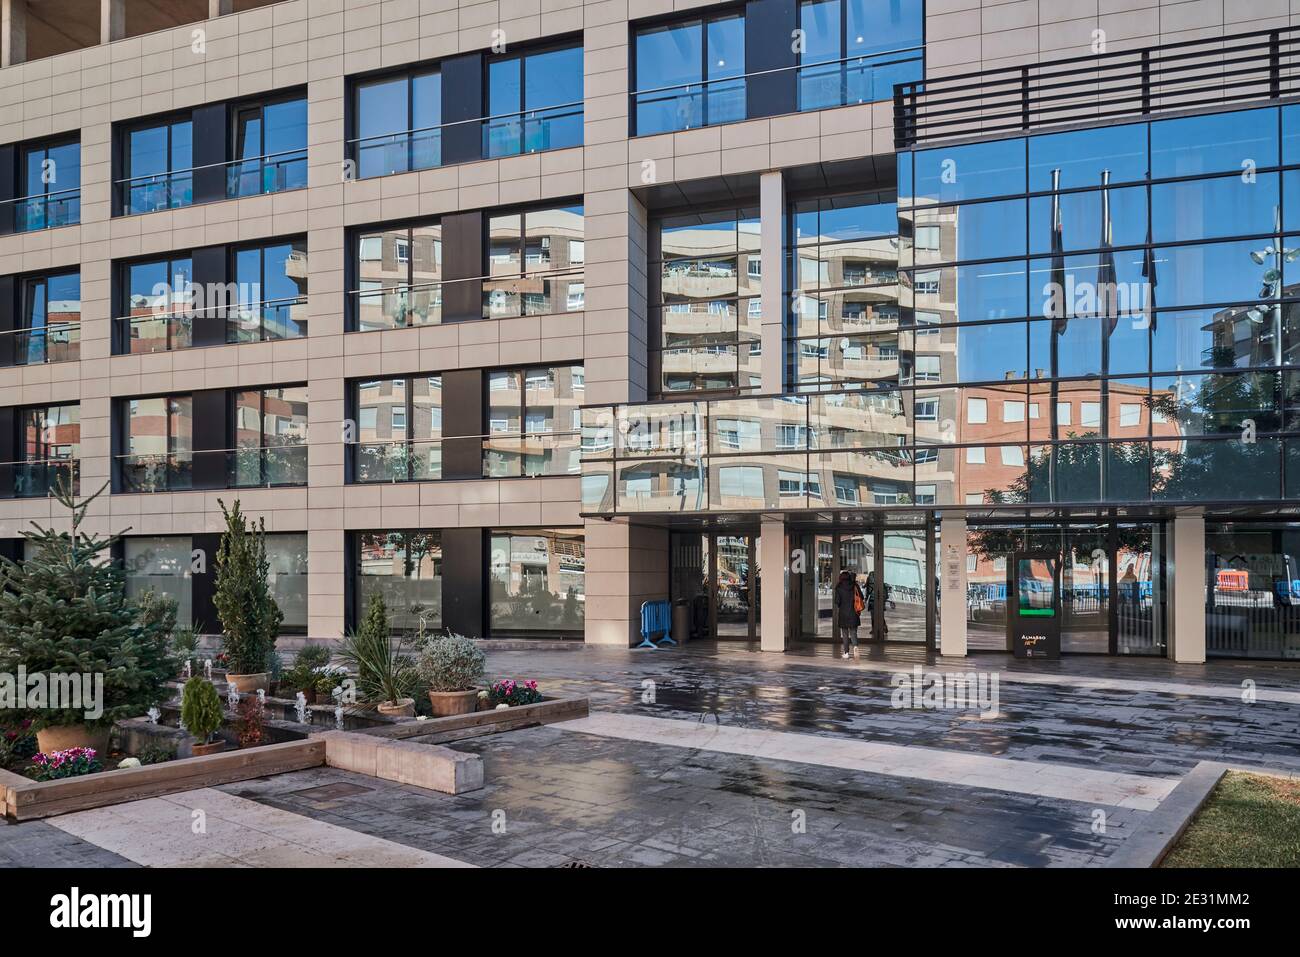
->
[834,570,865,659]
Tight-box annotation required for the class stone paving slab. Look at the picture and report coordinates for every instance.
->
[0,819,139,868]
[561,712,1178,809]
[482,647,1300,778]
[219,726,1146,868]
[45,788,474,868]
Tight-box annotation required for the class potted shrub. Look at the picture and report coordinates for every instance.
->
[213,500,283,693]
[339,593,417,717]
[0,479,178,754]
[418,633,485,716]
[289,644,332,703]
[488,679,543,708]
[181,676,226,756]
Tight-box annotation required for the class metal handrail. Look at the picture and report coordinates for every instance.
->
[115,294,307,325]
[631,46,924,99]
[113,147,308,189]
[0,185,81,206]
[345,101,585,151]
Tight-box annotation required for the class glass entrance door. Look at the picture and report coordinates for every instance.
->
[791,527,932,646]
[714,534,757,639]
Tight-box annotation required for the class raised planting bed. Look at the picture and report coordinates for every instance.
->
[356,696,589,744]
[3,739,326,822]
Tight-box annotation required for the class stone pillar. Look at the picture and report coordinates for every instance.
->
[759,170,785,395]
[100,0,125,45]
[759,518,786,652]
[938,514,968,657]
[1169,512,1207,664]
[583,521,669,647]
[209,0,234,17]
[1,0,27,69]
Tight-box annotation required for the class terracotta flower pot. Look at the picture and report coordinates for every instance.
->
[191,740,225,757]
[36,724,111,757]
[377,698,416,718]
[226,672,270,693]
[427,689,479,717]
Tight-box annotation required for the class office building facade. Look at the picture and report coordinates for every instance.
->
[0,0,1296,663]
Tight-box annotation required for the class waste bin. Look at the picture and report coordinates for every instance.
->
[673,600,691,645]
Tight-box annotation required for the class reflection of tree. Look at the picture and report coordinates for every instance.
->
[970,356,1288,560]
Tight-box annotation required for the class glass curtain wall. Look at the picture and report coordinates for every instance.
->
[651,207,762,395]
[1206,522,1300,659]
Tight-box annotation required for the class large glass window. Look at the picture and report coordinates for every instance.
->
[486,45,584,157]
[484,366,584,478]
[354,69,442,178]
[488,529,585,637]
[1206,523,1300,660]
[652,206,761,395]
[15,271,80,365]
[121,118,194,214]
[125,537,193,631]
[633,13,746,135]
[484,205,585,319]
[15,138,80,231]
[232,239,309,342]
[798,0,924,111]
[14,403,79,499]
[121,395,194,492]
[355,530,443,634]
[118,254,195,354]
[229,95,308,197]
[353,219,442,331]
[231,386,309,488]
[353,377,443,483]
[266,533,309,633]
[791,193,900,390]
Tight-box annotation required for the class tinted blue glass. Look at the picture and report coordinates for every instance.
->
[170,121,192,171]
[261,244,300,302]
[22,150,44,198]
[800,0,841,62]
[953,321,1027,382]
[1028,186,1147,254]
[1030,252,1147,323]
[264,98,308,156]
[636,21,703,134]
[1153,239,1278,307]
[848,0,923,55]
[129,126,169,177]
[1152,172,1279,243]
[489,57,521,116]
[1154,437,1281,501]
[950,261,1027,320]
[1151,108,1278,178]
[819,199,897,242]
[897,151,913,208]
[1153,307,1261,373]
[914,138,1026,204]
[1029,317,1102,378]
[942,198,1026,262]
[358,76,408,139]
[1284,104,1300,166]
[526,46,583,108]
[1028,123,1148,191]
[706,15,744,80]
[47,142,80,192]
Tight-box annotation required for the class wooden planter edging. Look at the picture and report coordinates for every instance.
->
[355,697,589,742]
[3,739,326,823]
[0,767,28,816]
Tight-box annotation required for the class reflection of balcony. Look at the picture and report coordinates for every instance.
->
[3,188,81,232]
[350,432,581,484]
[2,321,81,365]
[118,297,308,354]
[4,459,80,499]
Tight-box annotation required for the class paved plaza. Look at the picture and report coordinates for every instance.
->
[3,644,1299,868]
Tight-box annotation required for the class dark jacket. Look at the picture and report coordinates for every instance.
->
[834,578,864,628]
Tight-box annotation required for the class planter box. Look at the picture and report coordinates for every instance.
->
[356,696,589,743]
[316,731,483,794]
[3,739,326,822]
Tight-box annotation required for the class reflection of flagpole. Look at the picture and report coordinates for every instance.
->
[1098,169,1116,498]
[1049,169,1067,503]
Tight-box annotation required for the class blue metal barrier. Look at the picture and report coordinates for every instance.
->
[637,599,675,649]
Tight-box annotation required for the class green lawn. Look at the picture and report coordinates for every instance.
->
[1162,771,1300,868]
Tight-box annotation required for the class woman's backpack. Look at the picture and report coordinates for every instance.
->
[853,585,866,615]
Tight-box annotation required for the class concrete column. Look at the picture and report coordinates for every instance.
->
[1,0,27,69]
[100,0,125,45]
[759,170,785,395]
[759,519,786,652]
[938,514,968,657]
[1169,512,1207,664]
[583,521,669,647]
[209,0,234,16]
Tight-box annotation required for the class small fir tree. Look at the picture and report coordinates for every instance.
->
[0,479,177,732]
[213,499,283,674]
